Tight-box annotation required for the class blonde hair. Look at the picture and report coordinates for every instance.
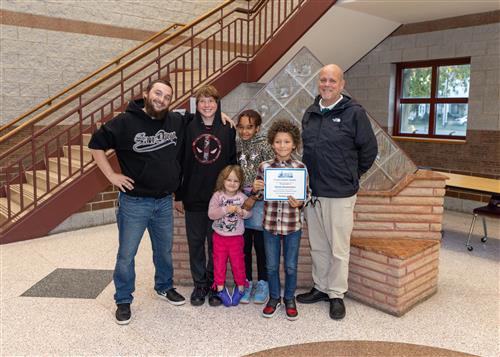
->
[214,165,244,193]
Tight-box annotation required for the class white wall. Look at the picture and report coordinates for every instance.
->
[259,6,400,83]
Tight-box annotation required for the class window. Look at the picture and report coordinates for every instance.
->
[393,58,470,139]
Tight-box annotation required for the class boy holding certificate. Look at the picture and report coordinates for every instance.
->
[252,119,310,321]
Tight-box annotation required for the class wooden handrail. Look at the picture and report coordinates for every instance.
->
[0,22,184,134]
[0,0,244,143]
[234,0,267,13]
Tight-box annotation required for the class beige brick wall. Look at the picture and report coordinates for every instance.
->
[349,240,439,316]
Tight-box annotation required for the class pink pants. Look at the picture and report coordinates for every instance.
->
[212,232,247,288]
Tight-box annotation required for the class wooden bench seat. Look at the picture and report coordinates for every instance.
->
[348,238,440,316]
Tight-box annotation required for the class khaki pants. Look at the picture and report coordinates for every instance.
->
[305,195,356,299]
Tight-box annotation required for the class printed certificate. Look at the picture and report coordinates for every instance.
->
[263,168,307,201]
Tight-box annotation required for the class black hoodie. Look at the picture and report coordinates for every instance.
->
[88,99,186,198]
[176,104,237,211]
[301,94,378,198]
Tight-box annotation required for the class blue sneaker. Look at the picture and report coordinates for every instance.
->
[240,281,253,304]
[253,280,269,304]
[232,287,245,306]
[217,287,232,307]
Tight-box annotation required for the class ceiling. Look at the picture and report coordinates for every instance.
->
[336,0,500,24]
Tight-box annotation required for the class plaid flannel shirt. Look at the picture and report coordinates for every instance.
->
[256,158,310,236]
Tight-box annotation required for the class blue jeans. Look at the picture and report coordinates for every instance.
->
[263,229,301,300]
[114,193,174,304]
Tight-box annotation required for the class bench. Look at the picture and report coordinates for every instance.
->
[348,238,440,316]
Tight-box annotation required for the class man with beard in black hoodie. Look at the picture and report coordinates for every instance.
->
[174,84,237,307]
[297,64,378,320]
[89,79,187,325]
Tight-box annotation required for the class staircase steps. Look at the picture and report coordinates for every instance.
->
[82,133,92,146]
[171,69,203,98]
[25,170,66,190]
[63,145,93,162]
[9,183,49,207]
[47,155,92,176]
[0,198,21,224]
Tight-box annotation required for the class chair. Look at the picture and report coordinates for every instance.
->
[466,194,500,251]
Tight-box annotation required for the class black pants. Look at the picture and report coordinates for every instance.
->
[185,210,214,287]
[243,228,267,282]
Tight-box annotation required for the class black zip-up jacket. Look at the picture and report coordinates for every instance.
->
[88,99,186,198]
[301,94,378,198]
[176,105,237,211]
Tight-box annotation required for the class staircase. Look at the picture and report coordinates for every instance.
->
[0,0,337,243]
[0,133,93,223]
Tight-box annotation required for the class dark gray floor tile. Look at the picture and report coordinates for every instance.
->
[21,268,113,299]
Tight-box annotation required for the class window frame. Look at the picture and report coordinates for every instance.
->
[393,57,471,139]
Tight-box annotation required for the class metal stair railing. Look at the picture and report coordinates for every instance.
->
[0,0,307,227]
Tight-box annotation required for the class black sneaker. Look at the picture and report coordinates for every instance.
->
[115,303,131,325]
[157,288,186,306]
[329,298,346,320]
[296,287,329,304]
[208,288,222,307]
[190,286,208,306]
[262,297,281,318]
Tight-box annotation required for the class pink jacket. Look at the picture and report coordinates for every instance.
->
[208,191,252,236]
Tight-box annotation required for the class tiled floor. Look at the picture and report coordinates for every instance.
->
[1,210,498,356]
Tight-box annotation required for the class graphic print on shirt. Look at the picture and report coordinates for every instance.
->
[192,133,222,164]
[238,152,259,169]
[214,196,243,233]
[133,130,177,153]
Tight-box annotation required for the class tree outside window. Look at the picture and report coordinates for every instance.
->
[394,58,470,139]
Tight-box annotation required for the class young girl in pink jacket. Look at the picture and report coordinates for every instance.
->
[208,165,252,306]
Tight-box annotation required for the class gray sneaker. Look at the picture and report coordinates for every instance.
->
[253,280,269,304]
[240,281,253,304]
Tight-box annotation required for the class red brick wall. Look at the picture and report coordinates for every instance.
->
[393,130,500,180]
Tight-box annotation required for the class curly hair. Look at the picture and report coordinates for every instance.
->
[267,118,302,151]
[213,165,245,193]
[237,109,262,127]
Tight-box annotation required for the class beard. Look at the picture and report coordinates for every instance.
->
[143,97,168,119]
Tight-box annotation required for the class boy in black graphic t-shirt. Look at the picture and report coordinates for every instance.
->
[174,85,237,307]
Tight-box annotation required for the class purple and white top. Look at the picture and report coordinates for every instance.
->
[208,191,252,236]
